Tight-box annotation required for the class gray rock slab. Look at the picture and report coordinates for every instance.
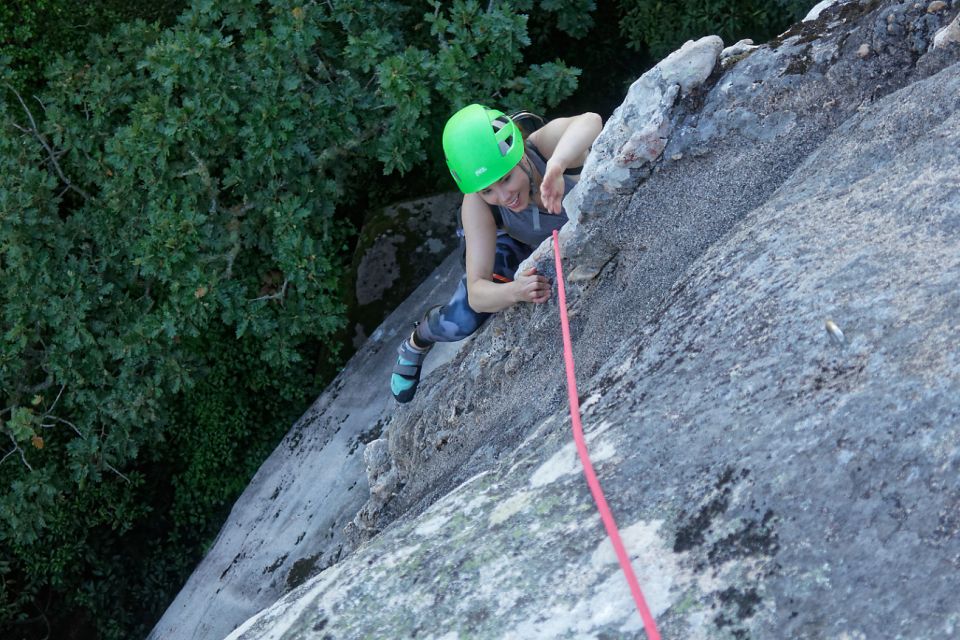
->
[934,9,960,48]
[348,0,960,544]
[351,192,462,345]
[228,55,960,639]
[148,251,467,640]
[160,1,960,637]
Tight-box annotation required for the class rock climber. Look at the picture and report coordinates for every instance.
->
[391,103,602,403]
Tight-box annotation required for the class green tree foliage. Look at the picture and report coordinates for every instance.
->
[619,0,812,60]
[1,1,584,637]
[0,0,188,93]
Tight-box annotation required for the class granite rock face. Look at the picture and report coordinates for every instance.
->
[232,44,960,636]
[349,192,462,347]
[156,1,960,638]
[147,254,468,640]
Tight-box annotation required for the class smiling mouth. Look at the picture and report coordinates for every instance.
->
[506,195,521,209]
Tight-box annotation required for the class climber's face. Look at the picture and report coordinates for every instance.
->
[478,160,530,212]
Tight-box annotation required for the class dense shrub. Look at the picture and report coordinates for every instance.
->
[0,0,188,93]
[619,0,813,60]
[1,1,585,637]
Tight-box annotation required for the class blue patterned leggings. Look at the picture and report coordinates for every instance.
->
[415,232,533,343]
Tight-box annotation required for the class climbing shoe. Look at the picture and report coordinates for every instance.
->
[391,337,433,403]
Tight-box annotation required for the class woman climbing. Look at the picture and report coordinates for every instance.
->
[391,103,602,403]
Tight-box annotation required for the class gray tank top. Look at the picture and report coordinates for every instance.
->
[494,142,577,247]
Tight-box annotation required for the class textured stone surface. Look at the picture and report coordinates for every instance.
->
[148,253,468,640]
[720,38,759,61]
[232,53,960,637]
[157,1,960,638]
[529,35,723,284]
[350,192,462,346]
[933,9,960,47]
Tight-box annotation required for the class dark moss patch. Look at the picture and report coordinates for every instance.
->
[768,19,826,50]
[707,510,780,565]
[348,419,385,455]
[812,360,866,393]
[722,49,759,70]
[767,0,885,51]
[263,554,289,575]
[715,586,762,632]
[673,468,736,553]
[285,553,321,591]
[836,0,885,23]
[783,51,813,75]
[675,60,726,122]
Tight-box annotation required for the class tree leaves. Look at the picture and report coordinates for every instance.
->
[7,408,38,444]
[619,0,811,60]
[1,0,586,636]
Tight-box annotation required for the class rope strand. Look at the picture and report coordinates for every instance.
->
[552,229,661,640]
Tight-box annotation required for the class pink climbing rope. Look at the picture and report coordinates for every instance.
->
[552,230,661,640]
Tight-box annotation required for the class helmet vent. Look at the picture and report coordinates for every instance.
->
[491,116,514,157]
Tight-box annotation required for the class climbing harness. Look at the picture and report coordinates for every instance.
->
[552,230,661,640]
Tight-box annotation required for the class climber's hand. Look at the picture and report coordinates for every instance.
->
[513,267,551,304]
[540,161,566,214]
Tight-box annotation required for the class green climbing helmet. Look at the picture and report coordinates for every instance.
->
[443,104,524,194]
